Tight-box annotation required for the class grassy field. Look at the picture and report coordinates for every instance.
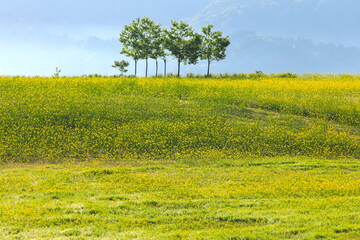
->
[0,158,359,239]
[1,75,359,161]
[0,75,359,239]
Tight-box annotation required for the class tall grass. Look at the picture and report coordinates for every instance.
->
[0,75,359,162]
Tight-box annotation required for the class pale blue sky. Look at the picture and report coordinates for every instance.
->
[1,0,360,76]
[0,0,210,75]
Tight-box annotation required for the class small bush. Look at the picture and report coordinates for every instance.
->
[166,73,178,78]
[275,72,298,78]
[186,73,196,78]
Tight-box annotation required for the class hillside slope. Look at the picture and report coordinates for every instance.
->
[1,76,359,162]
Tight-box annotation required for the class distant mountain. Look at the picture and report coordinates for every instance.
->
[207,31,360,74]
[190,0,360,47]
[187,0,360,74]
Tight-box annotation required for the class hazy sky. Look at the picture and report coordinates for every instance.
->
[0,0,210,39]
[1,0,360,76]
[0,0,212,76]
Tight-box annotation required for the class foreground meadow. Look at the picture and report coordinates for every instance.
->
[0,158,359,239]
[0,75,359,239]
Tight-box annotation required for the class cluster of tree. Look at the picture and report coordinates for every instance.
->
[114,17,230,77]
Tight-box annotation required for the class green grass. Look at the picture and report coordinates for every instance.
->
[0,158,359,239]
[0,75,359,239]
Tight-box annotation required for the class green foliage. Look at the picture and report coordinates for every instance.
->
[112,60,129,75]
[200,24,230,76]
[186,72,196,78]
[273,72,298,78]
[150,27,167,77]
[181,72,299,79]
[119,17,163,77]
[165,21,202,77]
[165,72,178,78]
[52,67,61,78]
[118,18,231,77]
[248,71,265,79]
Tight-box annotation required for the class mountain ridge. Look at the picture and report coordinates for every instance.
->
[190,0,360,47]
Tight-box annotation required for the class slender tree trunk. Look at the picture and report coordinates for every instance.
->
[155,59,158,77]
[135,60,137,76]
[145,58,148,77]
[163,59,167,77]
[177,58,181,77]
[207,58,211,77]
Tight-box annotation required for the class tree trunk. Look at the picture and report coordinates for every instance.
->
[155,59,158,77]
[135,60,137,76]
[177,58,181,77]
[163,59,167,77]
[145,58,148,77]
[207,58,211,77]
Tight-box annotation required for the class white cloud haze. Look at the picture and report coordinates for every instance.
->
[1,0,360,76]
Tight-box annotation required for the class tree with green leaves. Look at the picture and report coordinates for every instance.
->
[138,17,162,77]
[200,24,230,77]
[165,21,202,77]
[119,19,144,76]
[53,67,61,77]
[112,60,129,75]
[158,29,169,77]
[148,24,165,77]
[119,17,162,77]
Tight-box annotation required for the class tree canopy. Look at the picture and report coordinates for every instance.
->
[165,21,202,77]
[112,60,129,75]
[118,17,230,77]
[200,24,230,77]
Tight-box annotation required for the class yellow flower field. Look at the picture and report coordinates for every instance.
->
[0,75,359,161]
[0,75,359,239]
